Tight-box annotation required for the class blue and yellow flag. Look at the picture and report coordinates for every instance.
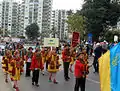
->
[99,43,120,91]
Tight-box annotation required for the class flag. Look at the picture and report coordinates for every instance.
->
[99,43,120,91]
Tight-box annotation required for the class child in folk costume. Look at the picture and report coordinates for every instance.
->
[82,49,89,75]
[45,47,51,70]
[48,48,61,84]
[10,50,23,91]
[70,48,76,73]
[41,47,47,75]
[30,51,43,87]
[2,50,12,83]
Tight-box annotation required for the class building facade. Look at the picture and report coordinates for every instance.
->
[42,0,53,37]
[19,0,43,36]
[51,10,68,40]
[0,0,19,37]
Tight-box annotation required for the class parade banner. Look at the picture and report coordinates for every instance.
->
[71,32,80,47]
[44,38,59,47]
[99,43,120,91]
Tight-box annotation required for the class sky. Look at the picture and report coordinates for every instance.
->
[0,0,84,10]
[53,0,84,10]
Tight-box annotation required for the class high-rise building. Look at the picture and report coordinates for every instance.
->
[0,0,19,37]
[20,0,43,36]
[42,0,53,37]
[51,10,69,40]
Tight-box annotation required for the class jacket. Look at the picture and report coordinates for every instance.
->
[30,56,43,70]
[74,60,85,78]
[62,49,70,62]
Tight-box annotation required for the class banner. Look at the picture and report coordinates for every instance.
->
[44,38,59,47]
[71,32,80,47]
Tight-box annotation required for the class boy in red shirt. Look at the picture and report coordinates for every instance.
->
[74,52,87,91]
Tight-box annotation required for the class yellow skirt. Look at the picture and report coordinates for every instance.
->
[48,65,59,73]
[12,68,20,81]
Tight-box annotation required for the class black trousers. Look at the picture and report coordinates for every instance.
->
[74,77,86,91]
[32,69,39,84]
[46,61,49,70]
[26,62,31,76]
[93,57,99,72]
[63,62,70,79]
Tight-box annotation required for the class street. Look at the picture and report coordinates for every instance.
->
[0,56,100,91]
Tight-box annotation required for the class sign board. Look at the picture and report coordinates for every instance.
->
[71,32,80,47]
[114,35,118,42]
[44,38,59,47]
[88,33,93,44]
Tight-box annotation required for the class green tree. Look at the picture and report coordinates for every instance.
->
[25,23,40,40]
[81,0,120,41]
[67,14,86,39]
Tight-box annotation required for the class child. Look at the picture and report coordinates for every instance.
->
[10,50,22,91]
[30,51,43,87]
[74,52,88,91]
[70,48,76,73]
[48,48,61,84]
[2,50,12,83]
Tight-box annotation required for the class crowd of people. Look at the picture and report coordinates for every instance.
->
[1,41,117,91]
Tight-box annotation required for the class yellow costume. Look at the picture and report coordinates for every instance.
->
[10,58,21,81]
[2,56,9,73]
[48,54,60,73]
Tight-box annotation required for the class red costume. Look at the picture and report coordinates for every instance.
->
[62,49,70,62]
[74,60,85,78]
[30,53,43,71]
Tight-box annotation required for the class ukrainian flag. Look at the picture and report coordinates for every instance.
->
[99,43,120,91]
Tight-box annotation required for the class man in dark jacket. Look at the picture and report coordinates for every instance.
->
[93,43,102,73]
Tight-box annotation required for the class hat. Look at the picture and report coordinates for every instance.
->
[76,52,84,58]
[28,47,33,50]
[96,43,100,46]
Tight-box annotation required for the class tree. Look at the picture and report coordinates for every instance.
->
[25,23,40,40]
[81,0,120,41]
[67,14,86,39]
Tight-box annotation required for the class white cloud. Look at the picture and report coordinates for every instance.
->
[53,0,84,10]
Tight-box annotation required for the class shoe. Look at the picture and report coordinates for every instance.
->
[48,80,52,82]
[5,79,8,83]
[13,84,16,89]
[11,78,14,81]
[35,84,39,87]
[70,69,73,73]
[32,82,34,85]
[53,81,58,84]
[65,78,69,81]
[16,87,20,91]
[67,77,70,79]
